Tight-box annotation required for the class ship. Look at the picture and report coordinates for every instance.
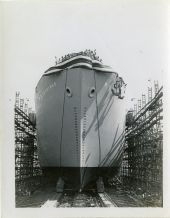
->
[35,50,126,192]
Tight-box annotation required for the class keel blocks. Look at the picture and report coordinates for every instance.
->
[56,177,64,193]
[96,177,104,193]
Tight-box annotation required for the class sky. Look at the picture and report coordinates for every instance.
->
[1,0,169,111]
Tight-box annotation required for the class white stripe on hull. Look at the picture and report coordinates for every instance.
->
[44,55,116,76]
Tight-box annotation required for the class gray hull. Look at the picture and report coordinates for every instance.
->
[35,68,126,189]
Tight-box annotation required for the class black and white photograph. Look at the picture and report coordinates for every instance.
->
[1,0,170,218]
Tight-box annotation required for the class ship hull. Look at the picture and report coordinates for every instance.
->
[42,167,120,190]
[35,67,126,189]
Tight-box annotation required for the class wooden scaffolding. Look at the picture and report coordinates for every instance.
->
[121,82,163,206]
[15,92,42,196]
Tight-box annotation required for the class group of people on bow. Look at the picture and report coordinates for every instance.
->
[55,49,102,65]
